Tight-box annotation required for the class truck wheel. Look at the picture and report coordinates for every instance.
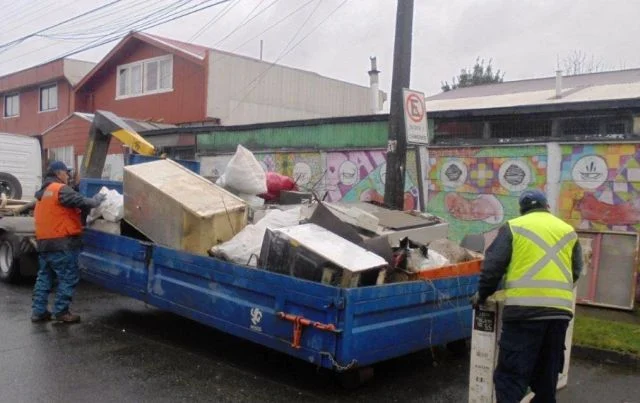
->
[0,172,22,200]
[0,232,21,283]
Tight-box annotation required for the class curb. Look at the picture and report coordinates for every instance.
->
[572,345,640,370]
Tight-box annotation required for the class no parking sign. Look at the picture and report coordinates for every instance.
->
[402,89,429,145]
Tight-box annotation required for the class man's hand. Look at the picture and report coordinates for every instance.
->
[469,292,483,309]
[91,193,107,207]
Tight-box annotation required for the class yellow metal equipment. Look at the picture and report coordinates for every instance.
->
[80,110,156,178]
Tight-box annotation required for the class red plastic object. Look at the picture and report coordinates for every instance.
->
[260,172,298,201]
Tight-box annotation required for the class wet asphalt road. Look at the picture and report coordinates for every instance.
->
[1,280,638,403]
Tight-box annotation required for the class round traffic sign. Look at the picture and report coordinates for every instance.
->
[405,93,425,123]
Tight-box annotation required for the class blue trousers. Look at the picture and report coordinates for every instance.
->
[32,250,80,317]
[494,320,569,403]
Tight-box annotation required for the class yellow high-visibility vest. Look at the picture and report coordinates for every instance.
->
[504,211,577,312]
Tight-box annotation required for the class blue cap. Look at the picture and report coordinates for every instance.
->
[47,160,70,173]
[519,189,548,210]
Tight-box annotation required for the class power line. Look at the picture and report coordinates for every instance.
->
[39,0,233,63]
[189,0,239,42]
[44,0,161,39]
[0,0,204,66]
[0,1,58,37]
[213,0,276,47]
[39,0,193,59]
[0,0,124,51]
[226,0,316,53]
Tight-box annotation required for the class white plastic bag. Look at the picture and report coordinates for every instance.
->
[409,249,450,272]
[210,207,301,266]
[87,186,124,224]
[216,145,267,195]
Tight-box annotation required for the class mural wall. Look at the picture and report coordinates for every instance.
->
[558,144,640,232]
[425,146,548,243]
[199,149,420,210]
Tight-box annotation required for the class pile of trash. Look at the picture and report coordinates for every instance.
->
[87,145,483,289]
[215,145,303,206]
[87,186,124,234]
[208,145,482,288]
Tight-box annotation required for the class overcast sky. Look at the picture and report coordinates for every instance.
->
[1,0,639,99]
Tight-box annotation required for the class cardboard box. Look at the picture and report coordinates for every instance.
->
[469,291,575,403]
[124,159,247,255]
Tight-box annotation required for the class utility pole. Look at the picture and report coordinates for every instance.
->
[384,0,414,210]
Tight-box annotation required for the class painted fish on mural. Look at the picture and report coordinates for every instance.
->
[444,192,504,224]
[575,193,640,226]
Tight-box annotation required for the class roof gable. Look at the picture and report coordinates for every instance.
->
[74,32,209,92]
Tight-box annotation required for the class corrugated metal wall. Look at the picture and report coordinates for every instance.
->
[197,120,388,153]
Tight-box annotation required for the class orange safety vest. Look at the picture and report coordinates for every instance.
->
[34,182,83,240]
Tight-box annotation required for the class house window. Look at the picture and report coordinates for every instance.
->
[39,84,58,112]
[3,93,19,117]
[116,55,173,98]
[48,146,75,172]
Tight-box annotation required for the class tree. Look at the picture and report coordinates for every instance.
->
[562,50,606,75]
[441,58,505,92]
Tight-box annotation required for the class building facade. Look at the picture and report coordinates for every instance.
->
[0,59,95,135]
[74,32,386,126]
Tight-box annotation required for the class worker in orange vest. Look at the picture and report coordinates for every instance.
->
[31,161,106,323]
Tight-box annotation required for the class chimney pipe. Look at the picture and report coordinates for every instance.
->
[555,69,563,98]
[368,56,380,113]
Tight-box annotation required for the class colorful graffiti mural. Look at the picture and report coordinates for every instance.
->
[426,146,548,243]
[558,144,640,231]
[202,150,420,210]
[256,150,419,209]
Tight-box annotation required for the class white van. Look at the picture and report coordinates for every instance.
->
[0,133,42,200]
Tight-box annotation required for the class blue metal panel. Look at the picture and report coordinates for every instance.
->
[78,179,123,197]
[147,245,343,369]
[79,229,150,300]
[79,229,478,371]
[126,154,200,174]
[337,277,478,367]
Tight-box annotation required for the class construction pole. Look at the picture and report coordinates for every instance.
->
[384,0,414,210]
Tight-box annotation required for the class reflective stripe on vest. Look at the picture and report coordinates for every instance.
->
[505,226,576,292]
[34,182,83,240]
[504,212,576,311]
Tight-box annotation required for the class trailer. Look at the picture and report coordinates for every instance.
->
[78,178,478,381]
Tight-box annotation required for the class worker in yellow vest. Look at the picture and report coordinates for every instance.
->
[31,161,106,324]
[471,189,582,403]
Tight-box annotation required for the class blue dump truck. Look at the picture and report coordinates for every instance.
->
[78,174,478,382]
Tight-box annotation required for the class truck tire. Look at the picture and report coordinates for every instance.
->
[0,232,21,283]
[0,172,22,200]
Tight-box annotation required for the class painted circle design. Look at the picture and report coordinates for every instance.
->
[571,155,608,190]
[293,162,312,186]
[440,160,468,188]
[499,160,531,192]
[338,161,359,186]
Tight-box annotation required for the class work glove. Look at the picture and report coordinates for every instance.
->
[91,192,107,206]
[469,292,483,309]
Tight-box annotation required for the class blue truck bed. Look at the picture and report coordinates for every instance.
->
[78,177,477,371]
[79,229,477,371]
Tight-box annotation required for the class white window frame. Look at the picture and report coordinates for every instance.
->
[115,55,174,100]
[3,93,19,118]
[39,83,58,112]
[47,145,75,171]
